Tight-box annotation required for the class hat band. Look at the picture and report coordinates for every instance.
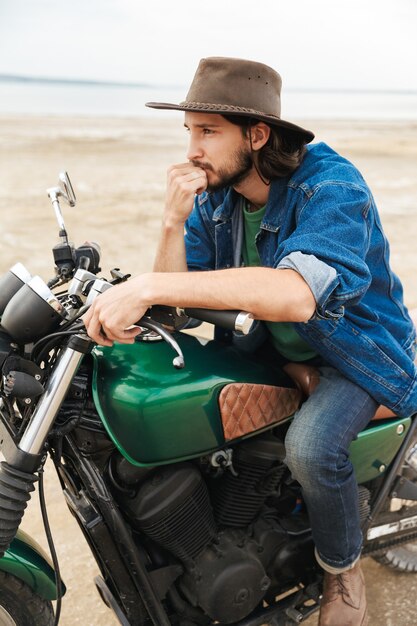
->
[179,100,281,119]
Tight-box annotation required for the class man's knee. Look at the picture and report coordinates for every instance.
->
[284,421,338,485]
[284,422,314,479]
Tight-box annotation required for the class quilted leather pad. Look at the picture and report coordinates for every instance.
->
[219,383,301,441]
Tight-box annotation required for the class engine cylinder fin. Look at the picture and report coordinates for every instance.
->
[135,463,217,561]
[211,435,286,527]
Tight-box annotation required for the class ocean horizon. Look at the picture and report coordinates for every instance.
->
[1,75,417,120]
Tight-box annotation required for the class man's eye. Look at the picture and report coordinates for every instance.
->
[203,128,214,135]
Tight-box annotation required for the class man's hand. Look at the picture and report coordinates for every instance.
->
[82,275,151,346]
[164,163,207,226]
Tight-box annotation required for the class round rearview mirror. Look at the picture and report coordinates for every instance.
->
[59,171,76,207]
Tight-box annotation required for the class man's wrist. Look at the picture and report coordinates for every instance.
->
[135,273,157,308]
[162,213,186,231]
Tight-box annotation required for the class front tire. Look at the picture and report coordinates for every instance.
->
[0,570,54,626]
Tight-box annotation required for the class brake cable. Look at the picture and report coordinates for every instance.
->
[38,463,63,626]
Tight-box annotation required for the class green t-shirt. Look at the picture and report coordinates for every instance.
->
[242,203,316,362]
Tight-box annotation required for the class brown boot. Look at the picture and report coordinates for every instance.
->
[319,561,369,626]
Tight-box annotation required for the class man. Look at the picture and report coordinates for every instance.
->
[83,57,417,625]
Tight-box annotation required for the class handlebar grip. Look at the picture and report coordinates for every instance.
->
[181,308,254,335]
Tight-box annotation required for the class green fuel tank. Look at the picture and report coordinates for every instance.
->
[91,333,290,466]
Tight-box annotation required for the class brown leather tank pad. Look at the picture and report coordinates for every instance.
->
[219,383,301,441]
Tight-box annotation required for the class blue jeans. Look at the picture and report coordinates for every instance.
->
[284,365,379,572]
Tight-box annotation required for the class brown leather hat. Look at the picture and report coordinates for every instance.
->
[146,57,314,143]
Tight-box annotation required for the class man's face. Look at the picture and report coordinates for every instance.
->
[184,112,253,192]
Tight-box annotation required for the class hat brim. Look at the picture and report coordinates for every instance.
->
[146,101,314,143]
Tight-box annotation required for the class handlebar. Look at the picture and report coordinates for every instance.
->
[133,308,254,370]
[140,306,254,335]
[177,308,254,335]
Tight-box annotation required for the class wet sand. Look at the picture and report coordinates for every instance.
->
[1,115,417,625]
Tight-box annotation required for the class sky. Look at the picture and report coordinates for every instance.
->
[0,0,416,92]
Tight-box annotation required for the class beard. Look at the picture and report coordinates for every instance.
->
[191,146,253,193]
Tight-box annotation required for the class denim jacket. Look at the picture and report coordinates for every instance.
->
[184,142,417,416]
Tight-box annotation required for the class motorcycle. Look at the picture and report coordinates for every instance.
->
[0,172,416,626]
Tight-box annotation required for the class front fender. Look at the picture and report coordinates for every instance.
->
[0,528,65,600]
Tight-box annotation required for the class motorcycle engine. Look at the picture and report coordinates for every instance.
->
[124,434,290,624]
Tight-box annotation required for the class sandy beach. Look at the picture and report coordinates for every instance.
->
[1,114,417,625]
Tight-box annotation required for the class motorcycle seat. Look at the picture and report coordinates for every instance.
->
[219,382,302,441]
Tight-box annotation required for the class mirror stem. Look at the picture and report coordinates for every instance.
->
[47,188,69,245]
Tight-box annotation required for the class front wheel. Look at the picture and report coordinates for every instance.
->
[0,570,54,626]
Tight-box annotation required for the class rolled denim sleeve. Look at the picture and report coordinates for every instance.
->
[277,251,339,313]
[274,182,373,318]
[185,195,216,271]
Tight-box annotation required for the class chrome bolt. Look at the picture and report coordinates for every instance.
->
[24,398,31,405]
[378,464,386,473]
[396,424,405,435]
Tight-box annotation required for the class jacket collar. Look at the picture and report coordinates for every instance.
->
[210,178,289,232]
[211,188,239,222]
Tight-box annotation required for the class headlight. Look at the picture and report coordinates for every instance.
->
[1,276,67,344]
[0,263,32,315]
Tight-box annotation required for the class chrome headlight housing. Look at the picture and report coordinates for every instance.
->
[1,276,67,344]
[0,263,32,315]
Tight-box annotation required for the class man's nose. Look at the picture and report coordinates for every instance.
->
[186,135,203,161]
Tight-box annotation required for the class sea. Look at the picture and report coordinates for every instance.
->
[1,77,417,120]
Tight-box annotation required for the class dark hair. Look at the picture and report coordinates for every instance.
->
[222,114,307,179]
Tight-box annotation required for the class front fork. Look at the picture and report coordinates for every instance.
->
[19,334,91,455]
[0,333,92,556]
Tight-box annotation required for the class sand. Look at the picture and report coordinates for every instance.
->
[1,115,417,625]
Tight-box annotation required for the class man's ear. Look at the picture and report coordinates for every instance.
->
[250,122,271,151]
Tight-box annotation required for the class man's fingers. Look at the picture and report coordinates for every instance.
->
[168,164,206,180]
[99,324,141,344]
[83,315,113,346]
[180,171,208,194]
[82,308,92,327]
[83,316,141,347]
[168,162,193,171]
[185,170,205,180]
